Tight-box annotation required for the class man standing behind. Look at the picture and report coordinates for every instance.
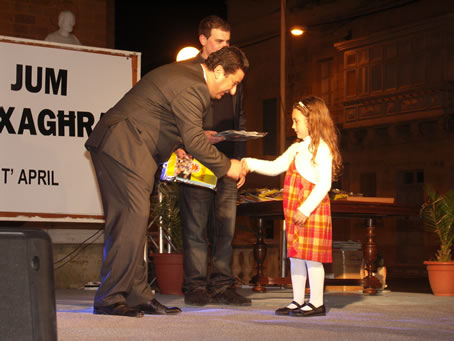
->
[86,46,249,317]
[178,15,251,306]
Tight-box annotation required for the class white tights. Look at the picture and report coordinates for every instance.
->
[287,258,325,310]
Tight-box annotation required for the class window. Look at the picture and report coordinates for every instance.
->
[396,169,424,204]
[320,58,334,106]
[359,172,376,197]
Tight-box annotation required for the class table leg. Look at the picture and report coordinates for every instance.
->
[280,221,287,278]
[252,218,267,292]
[362,218,382,294]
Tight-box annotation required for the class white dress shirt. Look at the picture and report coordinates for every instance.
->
[244,137,333,217]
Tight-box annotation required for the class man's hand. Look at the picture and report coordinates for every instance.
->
[235,159,250,188]
[226,159,242,180]
[237,175,246,189]
[240,159,249,178]
[293,210,308,226]
[205,130,225,144]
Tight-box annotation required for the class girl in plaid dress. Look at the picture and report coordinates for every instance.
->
[242,96,342,317]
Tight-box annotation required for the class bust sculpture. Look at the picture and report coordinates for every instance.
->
[45,10,81,45]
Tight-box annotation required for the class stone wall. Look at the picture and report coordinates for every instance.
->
[0,0,115,48]
[53,243,103,289]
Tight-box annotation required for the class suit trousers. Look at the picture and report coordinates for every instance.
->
[180,176,238,294]
[90,150,157,307]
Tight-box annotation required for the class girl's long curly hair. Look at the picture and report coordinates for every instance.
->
[294,96,343,181]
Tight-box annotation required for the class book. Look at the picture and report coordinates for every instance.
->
[160,152,217,190]
[214,130,268,142]
[237,188,283,204]
[330,189,394,204]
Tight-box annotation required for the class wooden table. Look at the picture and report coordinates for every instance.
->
[236,199,420,295]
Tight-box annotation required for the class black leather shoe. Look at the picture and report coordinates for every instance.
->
[134,299,182,315]
[93,302,144,318]
[211,287,252,306]
[275,301,305,316]
[184,289,211,306]
[289,303,326,317]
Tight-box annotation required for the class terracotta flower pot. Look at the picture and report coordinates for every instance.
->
[424,261,454,296]
[152,253,184,295]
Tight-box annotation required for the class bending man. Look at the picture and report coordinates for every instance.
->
[86,46,249,317]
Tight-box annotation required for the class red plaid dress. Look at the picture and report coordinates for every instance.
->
[283,159,332,263]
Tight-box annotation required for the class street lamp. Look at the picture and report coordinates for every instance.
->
[290,26,305,36]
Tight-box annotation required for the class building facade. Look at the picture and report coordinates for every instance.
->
[230,0,454,278]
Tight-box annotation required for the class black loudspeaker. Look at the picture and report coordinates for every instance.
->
[0,228,57,341]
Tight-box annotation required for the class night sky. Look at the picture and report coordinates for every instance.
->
[115,1,228,75]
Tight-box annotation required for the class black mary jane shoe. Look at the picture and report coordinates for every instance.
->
[93,302,144,318]
[275,301,305,316]
[289,303,326,317]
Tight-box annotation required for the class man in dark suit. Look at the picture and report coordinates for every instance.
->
[177,16,251,307]
[85,46,249,317]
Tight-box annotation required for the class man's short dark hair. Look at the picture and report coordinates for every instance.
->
[205,46,249,75]
[198,15,231,38]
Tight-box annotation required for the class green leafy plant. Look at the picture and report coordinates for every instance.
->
[149,181,182,253]
[420,185,454,262]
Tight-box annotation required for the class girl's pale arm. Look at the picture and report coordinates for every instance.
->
[243,144,298,176]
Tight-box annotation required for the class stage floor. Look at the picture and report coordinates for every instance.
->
[55,286,454,340]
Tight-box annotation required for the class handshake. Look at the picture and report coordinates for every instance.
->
[176,148,249,188]
[226,159,250,188]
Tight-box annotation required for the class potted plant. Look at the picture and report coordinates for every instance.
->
[148,181,184,295]
[420,185,454,296]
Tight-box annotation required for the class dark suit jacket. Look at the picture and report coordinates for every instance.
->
[85,61,231,185]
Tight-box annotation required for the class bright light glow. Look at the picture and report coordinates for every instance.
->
[290,27,304,36]
[176,46,199,62]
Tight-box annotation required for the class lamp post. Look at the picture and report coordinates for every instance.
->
[281,2,306,155]
[280,0,286,155]
[279,0,287,279]
[279,2,306,278]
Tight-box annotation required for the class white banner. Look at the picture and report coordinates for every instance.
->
[0,36,140,221]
